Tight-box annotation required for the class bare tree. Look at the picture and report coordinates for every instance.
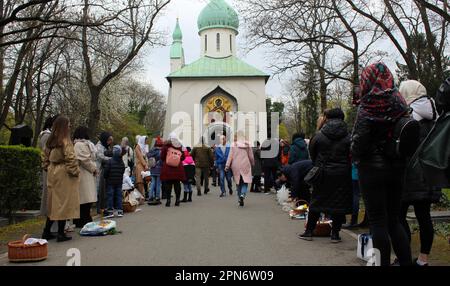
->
[80,0,170,135]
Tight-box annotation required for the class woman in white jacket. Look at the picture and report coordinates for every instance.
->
[73,127,98,228]
[398,80,438,266]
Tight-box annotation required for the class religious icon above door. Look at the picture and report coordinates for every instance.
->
[203,95,234,123]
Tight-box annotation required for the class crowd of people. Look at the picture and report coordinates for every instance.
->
[36,62,450,267]
[278,63,450,266]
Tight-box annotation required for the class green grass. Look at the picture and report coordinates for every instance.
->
[0,218,46,255]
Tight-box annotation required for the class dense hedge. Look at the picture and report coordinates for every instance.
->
[0,145,42,221]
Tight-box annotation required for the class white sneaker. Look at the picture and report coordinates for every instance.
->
[117,210,124,218]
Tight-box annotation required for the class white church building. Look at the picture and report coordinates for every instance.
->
[163,0,269,147]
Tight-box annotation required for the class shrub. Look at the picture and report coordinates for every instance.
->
[0,145,42,222]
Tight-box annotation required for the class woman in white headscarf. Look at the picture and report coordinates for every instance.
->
[134,136,149,197]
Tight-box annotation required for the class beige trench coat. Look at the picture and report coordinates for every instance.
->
[43,143,81,221]
[74,140,98,205]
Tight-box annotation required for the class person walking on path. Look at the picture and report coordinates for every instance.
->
[250,141,262,193]
[289,133,310,164]
[73,126,98,228]
[226,132,255,207]
[351,62,412,266]
[215,135,233,197]
[147,137,164,205]
[398,80,439,266]
[135,136,149,198]
[261,139,280,193]
[103,145,126,218]
[182,147,196,203]
[95,132,113,214]
[160,135,186,207]
[41,116,80,242]
[299,108,353,244]
[38,115,58,223]
[191,138,214,196]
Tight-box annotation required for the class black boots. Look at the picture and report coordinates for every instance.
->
[56,220,71,243]
[181,192,188,203]
[239,196,245,207]
[298,230,313,241]
[331,231,342,243]
[42,218,56,240]
[166,199,171,207]
[197,190,202,196]
[187,192,192,202]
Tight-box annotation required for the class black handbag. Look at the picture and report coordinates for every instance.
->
[304,166,323,186]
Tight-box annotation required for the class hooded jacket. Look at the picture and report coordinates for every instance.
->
[308,119,352,214]
[104,146,126,186]
[289,138,310,164]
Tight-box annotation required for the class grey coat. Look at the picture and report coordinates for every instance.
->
[38,130,51,216]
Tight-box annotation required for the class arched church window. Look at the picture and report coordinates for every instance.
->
[216,33,220,52]
[205,35,208,52]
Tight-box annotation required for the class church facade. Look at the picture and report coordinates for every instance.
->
[164,0,269,146]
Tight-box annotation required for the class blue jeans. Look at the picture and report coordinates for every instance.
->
[150,176,161,200]
[237,177,248,199]
[107,184,123,211]
[218,165,233,194]
[184,183,193,193]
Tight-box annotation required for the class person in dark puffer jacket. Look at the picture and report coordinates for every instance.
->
[104,145,126,218]
[289,133,310,164]
[299,108,352,243]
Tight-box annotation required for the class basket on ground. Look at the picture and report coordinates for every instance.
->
[8,235,48,263]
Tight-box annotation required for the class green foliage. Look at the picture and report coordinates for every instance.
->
[0,146,42,222]
[100,114,149,147]
[279,123,289,141]
[397,33,450,98]
[266,98,285,138]
[0,113,15,145]
[434,189,450,210]
[300,59,320,138]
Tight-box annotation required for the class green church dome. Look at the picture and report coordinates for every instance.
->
[197,0,239,34]
[172,18,182,41]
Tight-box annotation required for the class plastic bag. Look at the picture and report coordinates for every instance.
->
[123,191,139,206]
[141,171,151,179]
[277,185,289,205]
[80,220,117,236]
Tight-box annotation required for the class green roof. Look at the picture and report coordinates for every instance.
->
[197,0,239,34]
[167,56,269,81]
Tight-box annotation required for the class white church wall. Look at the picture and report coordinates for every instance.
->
[199,28,237,58]
[164,77,268,146]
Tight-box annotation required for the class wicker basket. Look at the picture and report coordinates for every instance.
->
[123,202,137,213]
[8,235,48,263]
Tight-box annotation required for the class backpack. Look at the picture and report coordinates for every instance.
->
[166,147,182,167]
[386,115,421,158]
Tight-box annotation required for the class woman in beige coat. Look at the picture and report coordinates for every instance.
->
[73,126,98,228]
[226,132,255,207]
[135,136,149,197]
[42,116,80,242]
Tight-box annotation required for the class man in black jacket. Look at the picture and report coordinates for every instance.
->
[277,160,313,202]
[104,145,126,218]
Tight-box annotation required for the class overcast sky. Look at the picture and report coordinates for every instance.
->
[142,0,284,99]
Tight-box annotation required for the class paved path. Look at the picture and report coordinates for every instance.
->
[1,187,362,266]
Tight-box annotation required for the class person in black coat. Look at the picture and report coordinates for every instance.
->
[261,138,280,193]
[299,108,352,243]
[351,63,412,266]
[104,145,126,218]
[278,160,313,202]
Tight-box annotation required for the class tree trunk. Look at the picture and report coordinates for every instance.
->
[87,87,101,137]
